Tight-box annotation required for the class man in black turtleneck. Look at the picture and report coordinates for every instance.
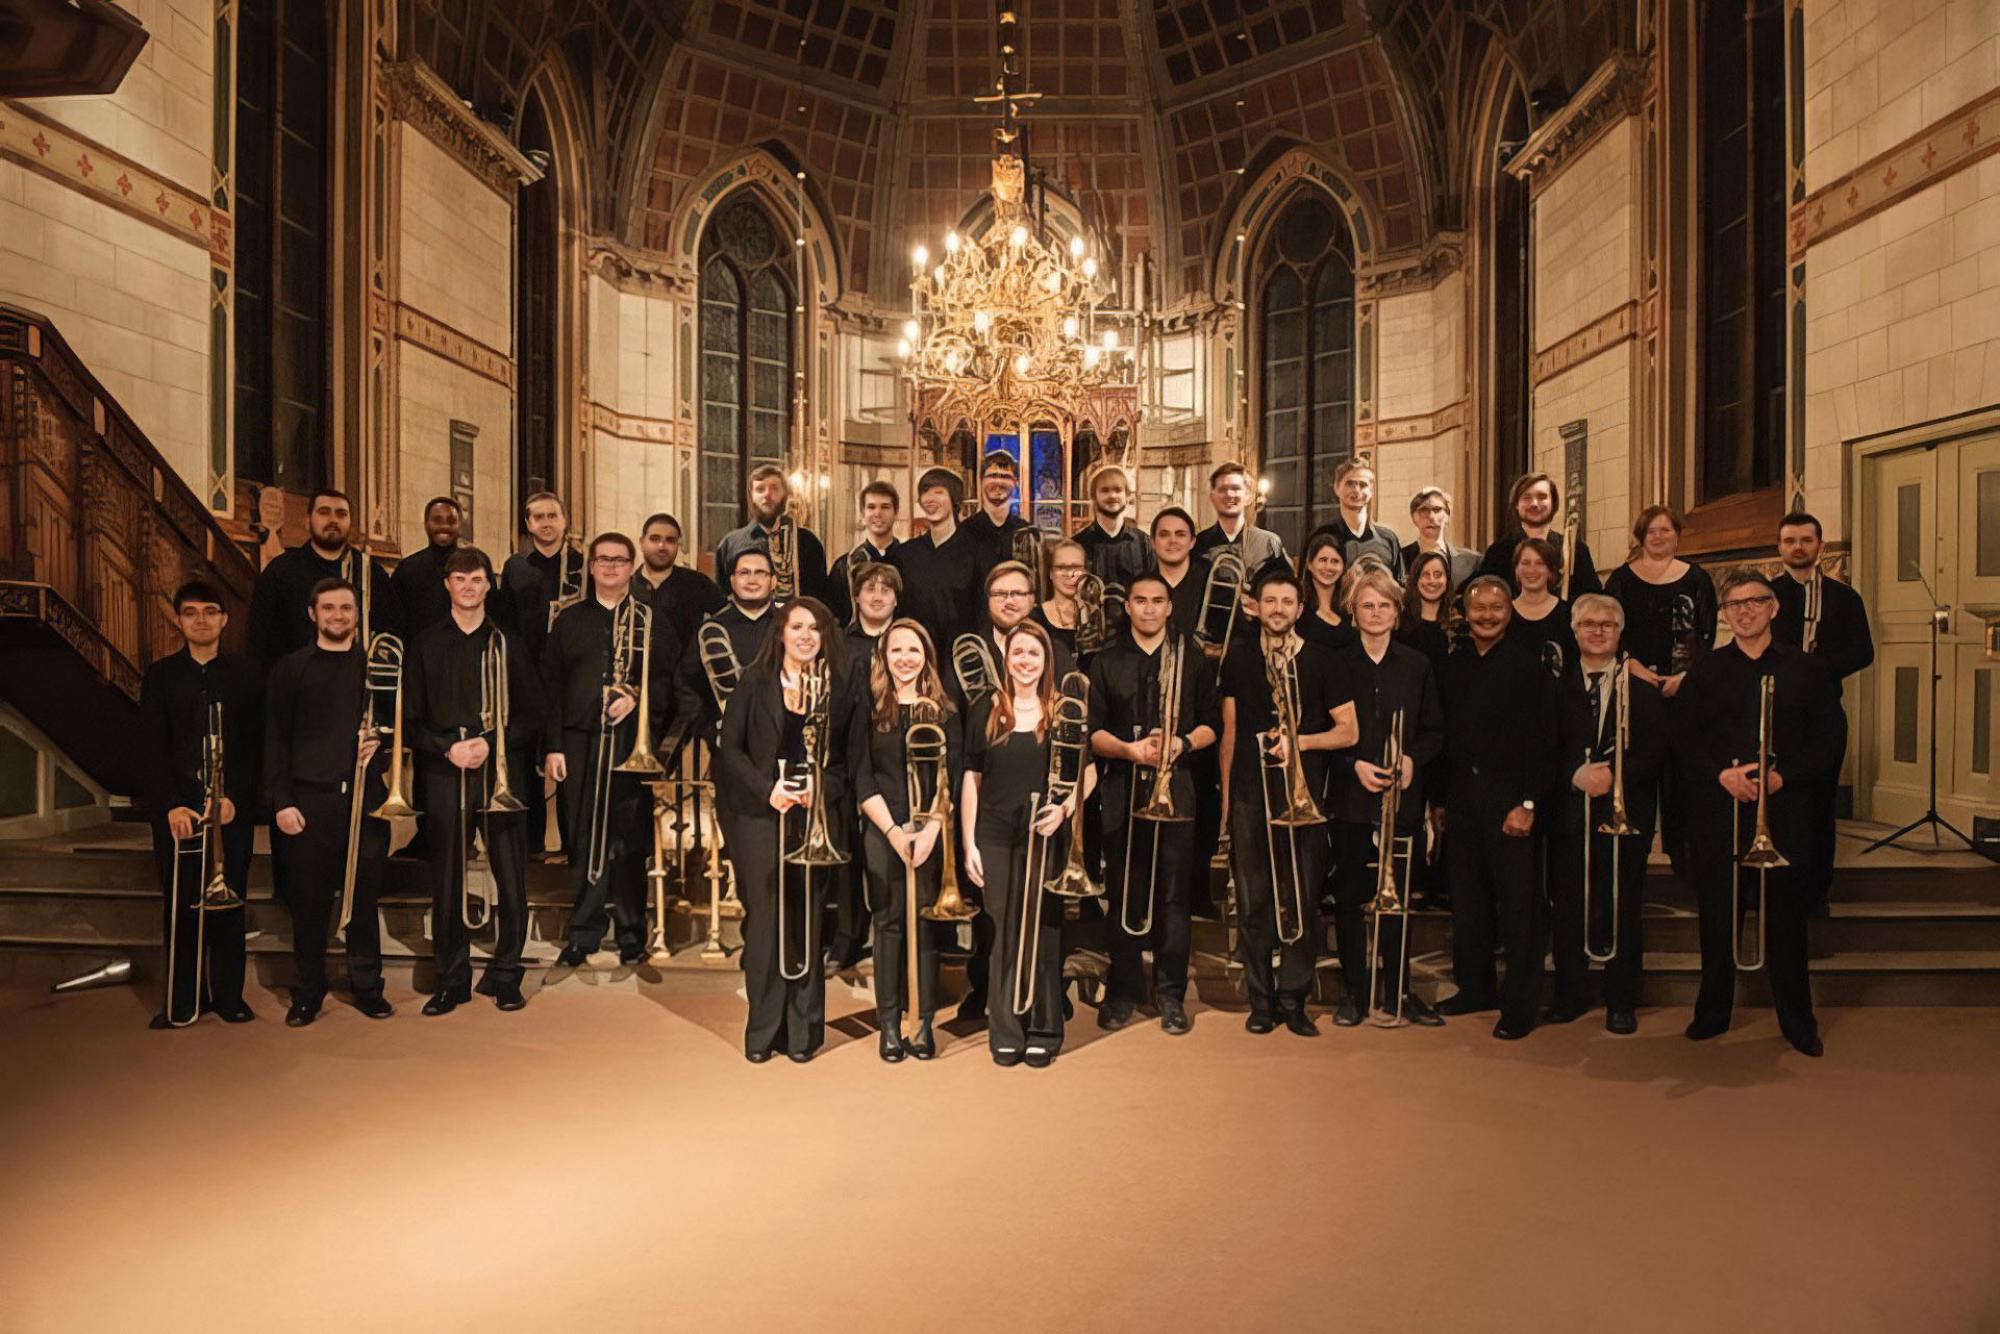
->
[249,488,403,667]
[263,577,393,1027]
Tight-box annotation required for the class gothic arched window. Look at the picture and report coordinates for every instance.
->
[1257,192,1355,554]
[700,195,794,546]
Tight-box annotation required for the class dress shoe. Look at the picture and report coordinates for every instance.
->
[1605,1008,1637,1035]
[215,1002,255,1024]
[879,1031,906,1063]
[554,944,591,968]
[1684,1016,1729,1041]
[786,1050,814,1064]
[1096,999,1135,1031]
[618,946,647,967]
[1541,1002,1589,1025]
[1159,998,1192,1035]
[492,984,527,1012]
[285,999,321,1028]
[1492,1020,1530,1040]
[1332,1000,1363,1027]
[956,995,988,1025]
[1435,992,1496,1016]
[1244,1012,1277,1035]
[421,992,460,1017]
[1787,1030,1824,1058]
[745,1049,774,1064]
[992,1047,1023,1067]
[1282,1010,1320,1038]
[1401,995,1444,1028]
[907,1022,937,1059]
[1022,1046,1054,1068]
[353,993,395,1020]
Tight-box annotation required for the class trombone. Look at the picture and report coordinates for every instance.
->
[459,633,528,933]
[1364,709,1413,1027]
[1075,573,1111,654]
[1732,675,1789,971]
[340,628,418,933]
[1012,528,1047,599]
[899,700,975,1040]
[1195,549,1246,666]
[951,632,998,705]
[770,512,800,603]
[1259,642,1325,946]
[1802,572,1823,653]
[161,702,239,1027]
[1014,672,1093,1017]
[587,598,659,884]
[1584,659,1638,963]
[1121,637,1190,938]
[778,661,849,981]
[698,619,744,710]
[547,542,586,631]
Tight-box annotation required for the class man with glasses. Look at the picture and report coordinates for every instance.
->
[671,548,780,754]
[1769,511,1874,917]
[540,533,679,971]
[1551,595,1667,1035]
[1400,488,1481,594]
[1672,569,1843,1056]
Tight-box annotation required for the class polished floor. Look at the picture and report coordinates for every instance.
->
[2,970,1996,1334]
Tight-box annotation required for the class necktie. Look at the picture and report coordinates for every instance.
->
[1587,671,1605,746]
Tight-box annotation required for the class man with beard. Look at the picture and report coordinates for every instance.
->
[634,511,725,658]
[1307,459,1403,581]
[1074,464,1153,633]
[389,496,466,636]
[956,451,1033,567]
[1192,460,1288,576]
[826,481,905,626]
[671,547,781,753]
[250,488,403,667]
[1478,472,1601,597]
[714,465,829,603]
[1149,507,1205,636]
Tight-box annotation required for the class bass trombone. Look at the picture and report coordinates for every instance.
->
[778,661,849,981]
[1364,709,1413,1027]
[1732,675,1789,971]
[1195,549,1246,666]
[1121,637,1190,938]
[587,598,658,884]
[1260,641,1325,946]
[547,542,586,631]
[459,633,528,933]
[698,619,744,710]
[340,628,417,933]
[908,700,977,926]
[1014,672,1094,1017]
[951,632,998,705]
[770,512,800,603]
[1583,659,1637,963]
[161,702,238,1027]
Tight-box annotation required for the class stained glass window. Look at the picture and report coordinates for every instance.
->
[700,196,795,549]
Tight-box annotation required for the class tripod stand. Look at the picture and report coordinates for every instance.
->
[1864,574,1973,855]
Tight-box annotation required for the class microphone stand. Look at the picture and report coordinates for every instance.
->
[1863,567,1973,854]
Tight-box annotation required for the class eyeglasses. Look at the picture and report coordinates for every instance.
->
[1720,595,1775,611]
[1415,504,1449,516]
[1574,619,1621,633]
[992,588,1034,601]
[1051,563,1086,574]
[592,556,633,567]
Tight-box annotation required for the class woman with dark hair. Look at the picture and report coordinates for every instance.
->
[1396,549,1452,677]
[717,596,852,1063]
[1603,505,1716,697]
[960,621,1095,1067]
[853,619,959,1062]
[1506,538,1575,678]
[1295,531,1358,653]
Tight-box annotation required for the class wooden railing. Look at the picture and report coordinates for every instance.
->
[0,304,254,790]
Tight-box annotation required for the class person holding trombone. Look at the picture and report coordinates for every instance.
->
[1670,570,1843,1057]
[407,548,545,1015]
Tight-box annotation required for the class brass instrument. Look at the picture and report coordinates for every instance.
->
[844,539,874,616]
[481,634,527,815]
[1014,671,1095,1016]
[586,598,651,884]
[1558,510,1579,600]
[770,511,799,602]
[657,743,742,964]
[340,629,416,933]
[1075,572,1110,654]
[458,633,527,934]
[778,660,849,981]
[1012,527,1047,599]
[546,542,585,631]
[1122,637,1191,938]
[161,701,238,1027]
[1669,593,1698,676]
[1195,549,1246,665]
[1364,709,1412,1027]
[698,619,744,709]
[951,632,998,705]
[1583,659,1637,964]
[1802,572,1823,653]
[908,700,977,924]
[613,603,665,778]
[1541,639,1566,680]
[1259,640,1324,946]
[1733,675,1789,971]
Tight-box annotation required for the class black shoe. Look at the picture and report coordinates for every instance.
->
[957,995,988,1025]
[1684,1016,1729,1041]
[1160,998,1192,1035]
[746,1049,774,1064]
[492,984,527,1012]
[1283,1010,1320,1038]
[216,1002,255,1024]
[1605,1008,1637,1035]
[618,946,647,967]
[992,1047,1023,1067]
[285,999,320,1028]
[1023,1046,1054,1068]
[1541,1002,1588,1025]
[1492,1020,1530,1040]
[1786,1029,1824,1058]
[1096,999,1135,1031]
[1332,1000,1363,1027]
[786,1050,814,1064]
[354,993,394,1020]
[1436,991,1495,1016]
[1402,995,1444,1028]
[879,1031,906,1063]
[908,1021,937,1059]
[554,944,591,968]
[1245,1012,1277,1035]
[824,955,847,979]
[421,992,460,1017]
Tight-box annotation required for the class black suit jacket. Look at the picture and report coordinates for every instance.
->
[1555,663,1668,835]
[715,661,856,824]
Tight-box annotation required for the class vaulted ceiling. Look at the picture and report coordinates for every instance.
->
[399,0,1632,300]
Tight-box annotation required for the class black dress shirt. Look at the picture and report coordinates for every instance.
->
[715,519,830,602]
[249,545,402,666]
[672,601,779,745]
[1669,639,1844,845]
[899,526,985,651]
[1075,520,1155,597]
[388,541,457,638]
[1438,636,1561,811]
[1478,531,1602,597]
[498,543,582,656]
[538,596,680,754]
[1771,571,1874,695]
[1192,521,1289,578]
[1219,635,1349,793]
[1323,639,1444,826]
[1086,629,1222,822]
[1160,565,1206,638]
[137,647,264,814]
[958,510,1034,569]
[635,563,727,657]
[262,643,372,809]
[405,615,544,766]
[1309,515,1405,581]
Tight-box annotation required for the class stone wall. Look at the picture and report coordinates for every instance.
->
[584,274,686,551]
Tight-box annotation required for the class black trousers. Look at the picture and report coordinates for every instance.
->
[420,763,530,994]
[1548,823,1646,1011]
[1104,814,1194,1004]
[979,822,1066,1053]
[1691,809,1817,1040]
[151,816,253,1017]
[825,798,871,967]
[728,809,828,1057]
[861,824,941,1025]
[1445,796,1544,1030]
[560,733,649,956]
[272,786,387,1003]
[1804,772,1841,908]
[1189,746,1224,915]
[1230,793,1324,1017]
[1329,820,1415,1008]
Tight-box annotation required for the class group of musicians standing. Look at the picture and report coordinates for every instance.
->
[137,452,1872,1063]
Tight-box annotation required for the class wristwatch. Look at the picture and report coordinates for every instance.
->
[1521,799,1536,812]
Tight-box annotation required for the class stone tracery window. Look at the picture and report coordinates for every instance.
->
[1257,192,1356,554]
[699,195,795,545]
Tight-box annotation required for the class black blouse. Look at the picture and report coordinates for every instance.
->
[1505,598,1576,678]
[1604,561,1717,677]
[1297,609,1358,655]
[853,699,965,827]
[963,696,1051,840]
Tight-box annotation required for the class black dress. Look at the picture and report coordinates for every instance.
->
[1298,608,1359,655]
[964,697,1066,1056]
[1506,597,1575,679]
[1604,561,1717,677]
